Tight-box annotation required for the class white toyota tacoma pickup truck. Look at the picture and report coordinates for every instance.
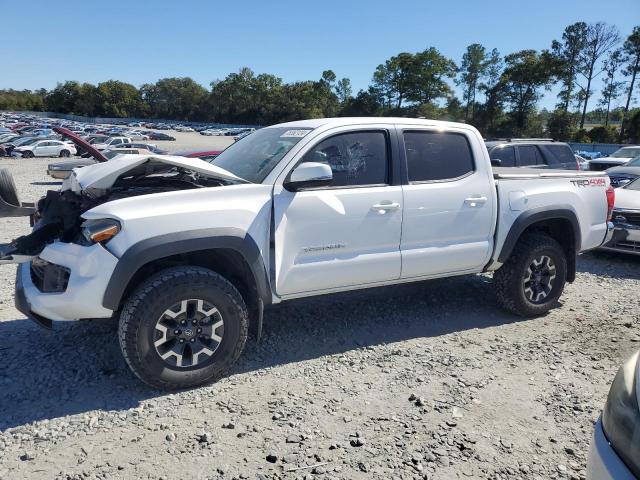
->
[0,118,615,389]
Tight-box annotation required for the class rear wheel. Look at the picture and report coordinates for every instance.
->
[118,266,248,390]
[494,233,567,317]
[0,168,20,206]
[59,149,70,157]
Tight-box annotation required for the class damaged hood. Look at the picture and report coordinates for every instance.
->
[66,154,247,193]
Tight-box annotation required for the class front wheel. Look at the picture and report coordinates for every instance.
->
[494,233,567,317]
[22,151,34,158]
[118,266,248,390]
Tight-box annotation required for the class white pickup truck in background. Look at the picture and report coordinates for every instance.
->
[0,117,615,389]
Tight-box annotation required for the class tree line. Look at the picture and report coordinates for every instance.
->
[1,23,639,142]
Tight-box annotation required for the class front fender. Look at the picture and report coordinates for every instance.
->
[102,227,271,310]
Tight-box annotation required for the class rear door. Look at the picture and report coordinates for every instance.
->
[399,127,495,278]
[273,126,403,296]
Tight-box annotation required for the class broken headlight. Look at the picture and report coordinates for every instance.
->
[601,350,640,477]
[80,218,121,244]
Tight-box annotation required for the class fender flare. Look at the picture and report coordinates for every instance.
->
[102,227,271,310]
[497,206,581,281]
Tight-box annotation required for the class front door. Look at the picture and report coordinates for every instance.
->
[273,128,402,296]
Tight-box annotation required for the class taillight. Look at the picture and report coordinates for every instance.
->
[606,185,615,221]
[575,157,581,170]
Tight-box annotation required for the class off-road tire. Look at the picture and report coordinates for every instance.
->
[494,233,567,317]
[0,168,20,206]
[59,149,70,157]
[118,266,248,390]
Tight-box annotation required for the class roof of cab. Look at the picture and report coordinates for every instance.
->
[266,117,477,131]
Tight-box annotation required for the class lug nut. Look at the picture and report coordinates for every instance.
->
[190,338,196,342]
[179,339,185,343]
[197,328,202,333]
[174,330,180,335]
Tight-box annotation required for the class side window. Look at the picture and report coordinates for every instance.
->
[300,131,389,187]
[517,146,543,166]
[489,146,516,167]
[541,145,575,166]
[404,131,474,182]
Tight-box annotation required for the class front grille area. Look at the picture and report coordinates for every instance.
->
[30,258,70,293]
[609,175,638,188]
[608,240,640,253]
[613,210,640,227]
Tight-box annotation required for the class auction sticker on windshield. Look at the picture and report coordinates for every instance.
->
[280,130,310,138]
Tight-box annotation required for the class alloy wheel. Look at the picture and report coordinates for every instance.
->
[523,255,556,304]
[153,299,224,368]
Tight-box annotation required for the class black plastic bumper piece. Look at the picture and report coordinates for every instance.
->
[15,266,53,329]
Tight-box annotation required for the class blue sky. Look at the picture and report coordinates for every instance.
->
[1,0,638,110]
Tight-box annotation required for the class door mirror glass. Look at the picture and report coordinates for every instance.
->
[490,158,502,166]
[285,162,333,191]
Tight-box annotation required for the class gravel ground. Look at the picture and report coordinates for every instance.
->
[0,138,638,480]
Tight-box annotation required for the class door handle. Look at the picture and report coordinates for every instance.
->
[371,202,400,212]
[464,196,488,207]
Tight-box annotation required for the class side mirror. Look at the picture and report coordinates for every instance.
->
[490,158,502,167]
[284,162,333,191]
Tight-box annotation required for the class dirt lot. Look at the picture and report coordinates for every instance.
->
[0,137,638,480]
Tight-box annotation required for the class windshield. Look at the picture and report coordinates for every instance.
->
[624,177,640,190]
[611,147,640,158]
[210,127,312,183]
[625,156,640,166]
[15,137,39,146]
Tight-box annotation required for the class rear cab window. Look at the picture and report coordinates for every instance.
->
[403,131,475,182]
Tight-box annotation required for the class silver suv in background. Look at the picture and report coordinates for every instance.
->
[485,139,579,170]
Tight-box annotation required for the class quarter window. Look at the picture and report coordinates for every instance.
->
[541,145,575,165]
[301,131,389,187]
[404,131,475,182]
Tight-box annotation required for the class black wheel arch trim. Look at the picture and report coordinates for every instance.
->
[102,228,271,310]
[497,206,581,280]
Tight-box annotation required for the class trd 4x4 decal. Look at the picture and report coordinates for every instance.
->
[570,178,606,187]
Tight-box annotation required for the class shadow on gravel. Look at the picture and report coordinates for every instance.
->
[0,273,523,430]
[577,250,640,280]
[235,274,524,374]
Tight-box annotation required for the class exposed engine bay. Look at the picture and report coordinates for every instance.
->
[0,161,234,263]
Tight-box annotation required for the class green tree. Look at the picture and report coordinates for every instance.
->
[95,80,144,118]
[547,109,577,141]
[587,125,618,142]
[44,81,82,113]
[500,50,557,135]
[334,78,352,104]
[457,44,490,121]
[372,52,416,110]
[578,22,620,128]
[620,26,640,140]
[598,49,625,126]
[552,22,588,112]
[141,77,208,120]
